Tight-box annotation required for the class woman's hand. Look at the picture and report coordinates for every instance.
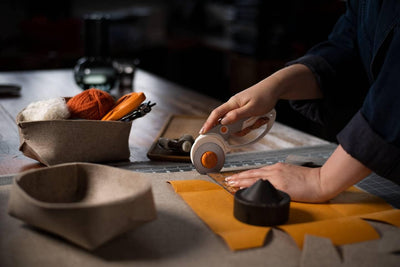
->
[200,78,279,134]
[225,163,326,203]
[225,145,372,203]
[200,64,322,134]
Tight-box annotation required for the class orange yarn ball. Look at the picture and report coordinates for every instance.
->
[67,88,115,120]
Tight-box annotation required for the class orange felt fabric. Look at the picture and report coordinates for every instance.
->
[361,209,400,227]
[169,180,271,250]
[279,217,379,249]
[169,180,399,251]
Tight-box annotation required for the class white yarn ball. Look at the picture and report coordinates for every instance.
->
[21,97,70,121]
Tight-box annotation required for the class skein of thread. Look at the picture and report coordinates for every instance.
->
[67,88,115,120]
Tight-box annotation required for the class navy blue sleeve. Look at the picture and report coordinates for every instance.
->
[337,111,400,183]
[286,0,400,182]
[339,20,400,182]
[286,0,368,141]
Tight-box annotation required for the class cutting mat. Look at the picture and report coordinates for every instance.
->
[3,143,400,208]
[130,143,400,208]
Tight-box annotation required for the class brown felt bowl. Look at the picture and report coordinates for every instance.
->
[7,163,157,250]
[16,104,132,166]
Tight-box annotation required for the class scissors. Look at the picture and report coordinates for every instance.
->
[119,101,156,122]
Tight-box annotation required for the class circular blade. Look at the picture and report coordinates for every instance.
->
[192,142,225,174]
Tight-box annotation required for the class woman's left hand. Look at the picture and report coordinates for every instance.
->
[225,163,326,202]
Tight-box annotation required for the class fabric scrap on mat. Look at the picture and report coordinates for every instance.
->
[169,179,398,251]
[169,180,271,250]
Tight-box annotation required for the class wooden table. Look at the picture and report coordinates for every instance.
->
[0,69,328,175]
[2,69,399,267]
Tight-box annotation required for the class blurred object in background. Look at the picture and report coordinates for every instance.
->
[74,14,117,92]
[0,0,82,70]
[73,3,165,92]
[0,0,344,95]
[114,59,140,93]
[0,0,345,141]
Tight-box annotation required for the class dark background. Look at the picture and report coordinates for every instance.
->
[0,0,346,141]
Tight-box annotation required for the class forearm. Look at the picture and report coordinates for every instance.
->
[266,64,323,100]
[319,145,372,201]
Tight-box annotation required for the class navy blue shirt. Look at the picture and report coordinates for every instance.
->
[289,0,400,183]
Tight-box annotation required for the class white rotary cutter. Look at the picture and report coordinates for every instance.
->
[191,109,276,174]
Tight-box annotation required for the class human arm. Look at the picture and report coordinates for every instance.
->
[225,144,372,203]
[202,0,400,203]
[200,64,322,134]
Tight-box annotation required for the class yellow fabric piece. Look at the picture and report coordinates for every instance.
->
[279,217,379,249]
[286,187,393,224]
[361,209,400,227]
[169,180,271,250]
[169,180,399,251]
[328,186,393,215]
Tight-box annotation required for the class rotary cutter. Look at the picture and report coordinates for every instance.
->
[191,109,276,174]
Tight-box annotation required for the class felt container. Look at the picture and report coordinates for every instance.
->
[16,109,132,166]
[7,163,157,250]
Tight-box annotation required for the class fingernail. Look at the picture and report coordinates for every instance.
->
[199,127,204,134]
[227,180,237,186]
[225,176,232,181]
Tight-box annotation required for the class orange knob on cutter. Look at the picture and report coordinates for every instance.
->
[191,110,276,174]
[201,151,218,169]
[220,126,228,134]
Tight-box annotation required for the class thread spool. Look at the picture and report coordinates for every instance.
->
[158,134,194,153]
[67,88,115,120]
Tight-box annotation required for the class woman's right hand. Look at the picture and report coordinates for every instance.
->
[199,64,322,134]
[200,77,279,134]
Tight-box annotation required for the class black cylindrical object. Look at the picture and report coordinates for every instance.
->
[234,179,290,226]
